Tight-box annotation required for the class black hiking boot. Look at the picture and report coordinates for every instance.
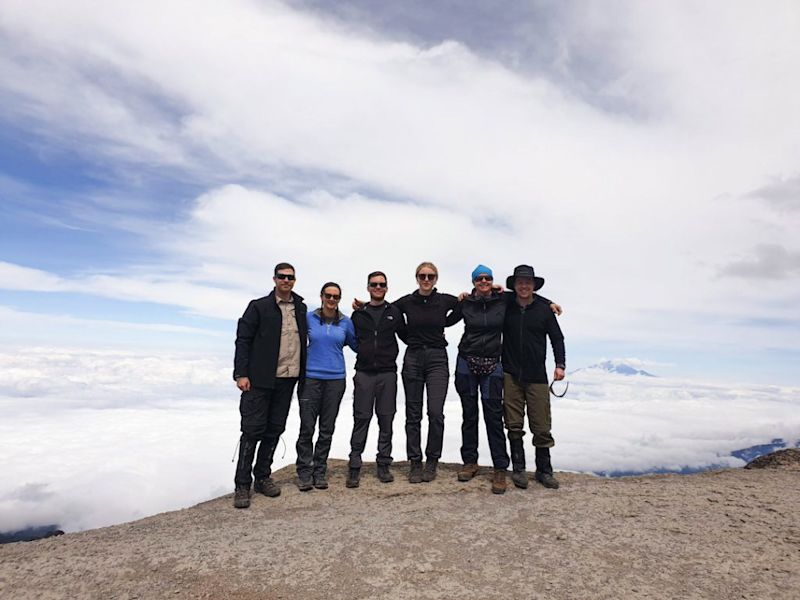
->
[346,468,361,488]
[510,438,528,489]
[297,474,313,492]
[313,473,328,489]
[422,459,438,482]
[254,477,281,497]
[377,464,394,483]
[535,447,560,489]
[408,460,423,483]
[233,486,251,509]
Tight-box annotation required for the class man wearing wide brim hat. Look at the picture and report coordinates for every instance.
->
[502,265,566,490]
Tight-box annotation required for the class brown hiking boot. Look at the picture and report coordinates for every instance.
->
[253,478,281,497]
[491,469,507,495]
[233,486,251,508]
[457,463,480,482]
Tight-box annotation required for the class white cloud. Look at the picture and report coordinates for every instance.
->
[0,346,797,533]
[0,262,65,292]
[0,1,799,380]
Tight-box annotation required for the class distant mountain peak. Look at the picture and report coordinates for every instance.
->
[578,360,656,377]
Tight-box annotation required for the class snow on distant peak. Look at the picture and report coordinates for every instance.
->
[576,360,657,377]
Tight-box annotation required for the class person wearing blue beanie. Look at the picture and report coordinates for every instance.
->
[448,264,562,493]
[471,264,493,282]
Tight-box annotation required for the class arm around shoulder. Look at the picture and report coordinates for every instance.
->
[345,316,358,353]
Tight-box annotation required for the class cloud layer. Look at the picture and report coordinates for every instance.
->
[1,347,797,533]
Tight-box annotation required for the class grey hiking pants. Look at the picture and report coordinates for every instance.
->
[402,347,449,462]
[348,370,397,469]
[296,378,347,478]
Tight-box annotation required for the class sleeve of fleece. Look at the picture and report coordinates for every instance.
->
[545,311,566,368]
[345,317,358,353]
[535,294,554,307]
[445,297,463,327]
[394,305,409,344]
[233,300,258,379]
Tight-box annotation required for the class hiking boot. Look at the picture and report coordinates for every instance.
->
[457,463,480,482]
[233,486,251,509]
[491,469,507,495]
[377,464,394,483]
[511,470,529,489]
[313,473,328,489]
[346,468,361,488]
[422,459,438,482]
[510,438,528,489]
[535,447,559,489]
[297,475,313,492]
[253,477,281,497]
[408,460,423,483]
[535,471,560,489]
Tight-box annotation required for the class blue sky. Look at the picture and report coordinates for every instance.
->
[1,0,799,384]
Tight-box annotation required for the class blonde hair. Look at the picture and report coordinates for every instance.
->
[415,261,438,277]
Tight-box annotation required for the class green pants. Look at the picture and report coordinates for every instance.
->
[503,374,554,448]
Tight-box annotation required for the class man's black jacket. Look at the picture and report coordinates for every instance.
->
[502,294,565,384]
[233,290,308,388]
[351,302,406,373]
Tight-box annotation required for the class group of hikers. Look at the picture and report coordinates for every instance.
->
[231,261,566,508]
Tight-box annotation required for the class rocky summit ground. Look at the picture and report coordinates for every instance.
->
[1,457,798,600]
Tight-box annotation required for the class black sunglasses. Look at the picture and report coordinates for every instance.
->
[369,281,387,288]
[474,275,493,282]
[322,293,340,300]
[275,273,296,281]
[417,273,437,281]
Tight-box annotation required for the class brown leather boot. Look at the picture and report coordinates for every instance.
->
[457,463,480,482]
[491,469,507,495]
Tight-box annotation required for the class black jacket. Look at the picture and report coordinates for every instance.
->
[449,291,507,358]
[502,294,565,384]
[449,291,556,359]
[233,290,308,388]
[394,289,459,349]
[351,302,406,373]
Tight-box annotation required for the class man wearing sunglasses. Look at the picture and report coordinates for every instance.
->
[232,262,308,508]
[345,271,407,488]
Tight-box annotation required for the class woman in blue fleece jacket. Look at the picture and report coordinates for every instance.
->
[295,282,358,491]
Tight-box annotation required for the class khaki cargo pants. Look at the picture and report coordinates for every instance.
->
[503,373,554,448]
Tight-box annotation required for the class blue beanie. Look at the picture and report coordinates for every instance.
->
[471,264,493,281]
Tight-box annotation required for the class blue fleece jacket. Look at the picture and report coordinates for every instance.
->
[305,309,358,379]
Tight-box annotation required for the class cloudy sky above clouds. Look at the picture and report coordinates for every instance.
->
[1,1,799,532]
[1,0,798,382]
